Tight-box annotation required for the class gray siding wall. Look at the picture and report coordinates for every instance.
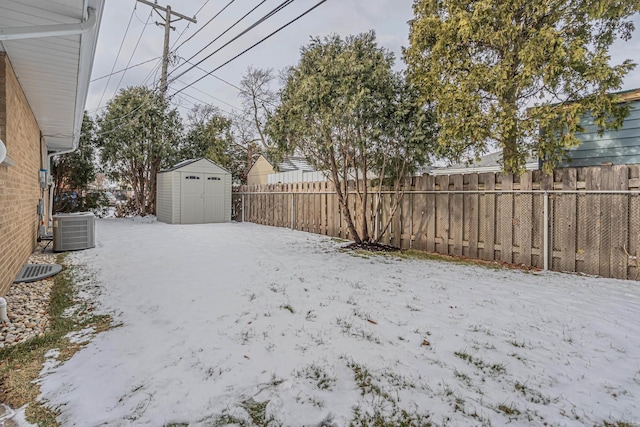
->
[562,100,640,167]
[156,172,173,224]
[157,159,232,224]
[172,171,181,224]
[224,172,232,221]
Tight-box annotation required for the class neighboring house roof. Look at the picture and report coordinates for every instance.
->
[615,87,640,103]
[159,158,232,174]
[0,0,105,152]
[431,151,539,175]
[276,156,316,173]
[246,154,273,175]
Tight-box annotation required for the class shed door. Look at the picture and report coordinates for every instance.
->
[180,173,204,224]
[204,174,225,222]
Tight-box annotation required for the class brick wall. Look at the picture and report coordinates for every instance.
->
[0,53,45,295]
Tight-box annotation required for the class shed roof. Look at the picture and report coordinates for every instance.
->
[159,158,231,174]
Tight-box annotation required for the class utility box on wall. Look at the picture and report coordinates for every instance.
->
[156,158,232,224]
[53,212,96,252]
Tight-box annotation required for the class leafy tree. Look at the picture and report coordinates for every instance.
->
[51,113,108,214]
[404,0,639,173]
[267,32,435,244]
[181,104,246,182]
[97,86,182,216]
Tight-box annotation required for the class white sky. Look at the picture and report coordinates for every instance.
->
[86,0,640,118]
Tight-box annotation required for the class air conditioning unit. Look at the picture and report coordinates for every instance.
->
[53,212,96,252]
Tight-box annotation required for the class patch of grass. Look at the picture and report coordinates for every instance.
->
[342,249,371,259]
[347,361,387,399]
[514,381,552,405]
[600,421,639,427]
[280,304,294,314]
[241,398,280,426]
[497,403,521,416]
[454,350,506,375]
[335,316,381,344]
[296,363,336,390]
[331,237,350,243]
[390,249,544,273]
[350,405,432,427]
[454,369,472,386]
[508,340,526,348]
[0,255,112,426]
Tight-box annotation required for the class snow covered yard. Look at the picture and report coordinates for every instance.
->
[38,219,640,426]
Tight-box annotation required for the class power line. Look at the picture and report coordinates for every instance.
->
[95,3,137,111]
[180,59,278,107]
[175,78,241,110]
[172,0,236,52]
[170,0,328,98]
[170,0,268,76]
[134,5,153,25]
[194,0,211,17]
[114,9,153,94]
[168,0,296,84]
[176,91,234,116]
[90,57,161,83]
[169,0,211,51]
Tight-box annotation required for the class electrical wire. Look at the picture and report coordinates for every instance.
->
[194,0,212,20]
[168,0,296,84]
[172,0,236,53]
[95,3,137,112]
[134,5,153,25]
[181,59,278,107]
[169,0,211,51]
[175,78,241,110]
[113,9,153,95]
[170,0,328,98]
[176,91,234,116]
[90,57,161,83]
[170,0,268,76]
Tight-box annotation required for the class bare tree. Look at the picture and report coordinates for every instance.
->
[239,66,278,149]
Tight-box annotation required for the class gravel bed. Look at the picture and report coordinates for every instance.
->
[0,244,57,349]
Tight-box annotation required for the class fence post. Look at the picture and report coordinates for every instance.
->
[240,194,244,222]
[543,191,549,271]
[291,193,295,229]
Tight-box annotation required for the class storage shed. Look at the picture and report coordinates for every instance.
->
[156,158,232,224]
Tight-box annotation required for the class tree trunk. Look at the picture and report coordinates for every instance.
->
[328,150,360,243]
[501,87,520,174]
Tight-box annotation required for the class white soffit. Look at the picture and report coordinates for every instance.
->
[0,0,104,151]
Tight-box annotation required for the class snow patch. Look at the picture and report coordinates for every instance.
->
[36,220,640,426]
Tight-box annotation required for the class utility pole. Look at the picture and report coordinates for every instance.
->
[136,0,196,97]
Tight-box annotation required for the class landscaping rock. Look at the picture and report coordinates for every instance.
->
[0,245,56,348]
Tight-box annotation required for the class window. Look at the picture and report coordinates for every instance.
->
[207,177,221,181]
[185,176,200,180]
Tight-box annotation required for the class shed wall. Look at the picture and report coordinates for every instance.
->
[157,159,232,224]
[172,171,181,224]
[156,172,173,223]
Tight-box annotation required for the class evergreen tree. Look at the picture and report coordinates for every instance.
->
[404,0,639,172]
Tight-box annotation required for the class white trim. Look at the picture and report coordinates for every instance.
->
[0,8,97,41]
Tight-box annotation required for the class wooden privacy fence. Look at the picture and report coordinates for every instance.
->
[233,165,640,281]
